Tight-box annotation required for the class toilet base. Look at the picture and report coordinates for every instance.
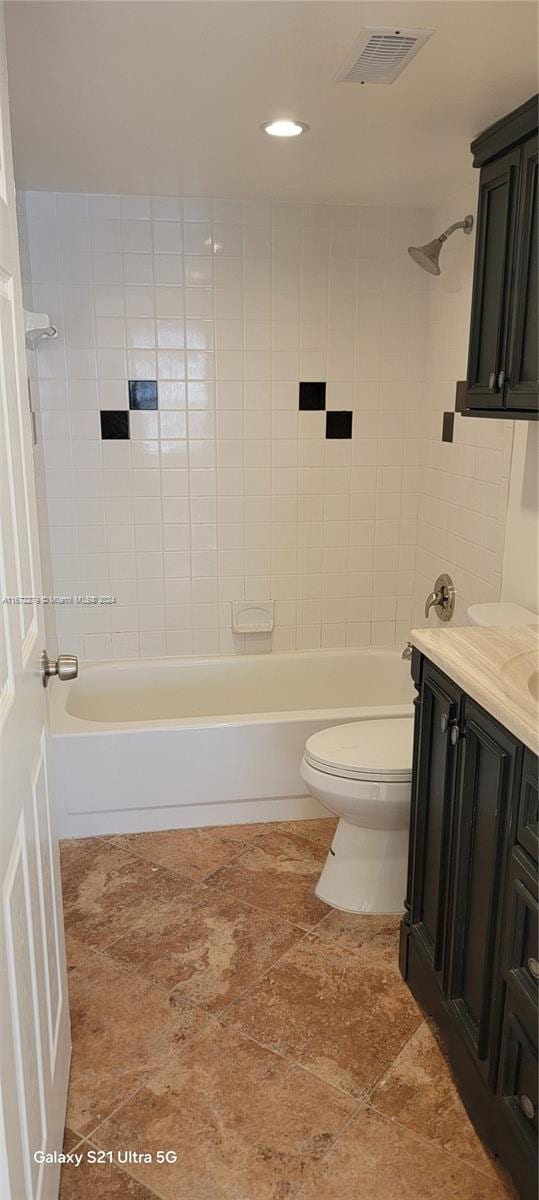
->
[315,817,408,914]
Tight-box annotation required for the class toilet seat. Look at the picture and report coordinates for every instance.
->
[304,717,413,783]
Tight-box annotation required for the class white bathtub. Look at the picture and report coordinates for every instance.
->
[50,648,414,839]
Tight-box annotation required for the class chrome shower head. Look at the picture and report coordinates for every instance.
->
[408,214,473,276]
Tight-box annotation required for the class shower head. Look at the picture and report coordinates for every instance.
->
[408,214,473,276]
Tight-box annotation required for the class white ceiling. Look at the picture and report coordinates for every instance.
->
[5,1,538,206]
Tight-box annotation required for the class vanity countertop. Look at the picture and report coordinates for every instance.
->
[410,624,539,754]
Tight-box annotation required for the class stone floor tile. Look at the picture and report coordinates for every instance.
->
[224,932,422,1097]
[66,953,213,1136]
[107,889,303,1010]
[205,830,330,928]
[294,1106,514,1200]
[62,842,194,949]
[92,1024,356,1200]
[370,1020,498,1176]
[108,825,259,880]
[59,1154,159,1200]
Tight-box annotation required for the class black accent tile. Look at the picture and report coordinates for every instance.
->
[299,381,326,411]
[326,410,352,439]
[100,410,130,440]
[129,380,158,410]
[442,411,455,443]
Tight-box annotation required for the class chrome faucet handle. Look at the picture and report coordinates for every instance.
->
[424,589,442,618]
[401,642,413,661]
[424,574,456,622]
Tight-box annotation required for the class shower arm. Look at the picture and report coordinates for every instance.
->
[438,216,474,243]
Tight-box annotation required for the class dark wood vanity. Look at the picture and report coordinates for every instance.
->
[458,93,538,420]
[401,647,538,1200]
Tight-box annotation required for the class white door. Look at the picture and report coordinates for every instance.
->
[0,4,71,1198]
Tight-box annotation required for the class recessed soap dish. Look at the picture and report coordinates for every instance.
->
[231,601,274,634]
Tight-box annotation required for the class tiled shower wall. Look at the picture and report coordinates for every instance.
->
[20,191,431,660]
[409,197,514,630]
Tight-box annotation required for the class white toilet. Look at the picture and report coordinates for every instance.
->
[300,717,414,915]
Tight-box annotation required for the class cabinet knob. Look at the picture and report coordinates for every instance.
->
[528,956,539,981]
[497,370,505,390]
[440,714,448,734]
[488,371,496,391]
[519,1094,535,1121]
[450,725,460,746]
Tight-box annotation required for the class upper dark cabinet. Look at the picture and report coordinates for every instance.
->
[461,95,538,420]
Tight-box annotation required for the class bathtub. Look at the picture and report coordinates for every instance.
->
[50,648,414,839]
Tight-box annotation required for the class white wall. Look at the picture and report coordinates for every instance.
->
[502,422,538,613]
[20,190,431,660]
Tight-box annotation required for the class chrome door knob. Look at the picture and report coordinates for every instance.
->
[41,651,78,688]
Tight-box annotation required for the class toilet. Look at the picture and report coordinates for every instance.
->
[300,717,414,915]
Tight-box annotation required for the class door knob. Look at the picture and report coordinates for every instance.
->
[41,651,78,688]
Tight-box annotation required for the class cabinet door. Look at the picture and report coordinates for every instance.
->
[466,146,521,409]
[506,136,539,413]
[448,700,521,1085]
[409,663,461,986]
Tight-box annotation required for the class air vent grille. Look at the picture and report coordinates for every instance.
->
[335,27,433,85]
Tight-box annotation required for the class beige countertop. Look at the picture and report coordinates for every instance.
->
[410,624,539,754]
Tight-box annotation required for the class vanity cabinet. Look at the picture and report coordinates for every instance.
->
[460,94,538,420]
[401,651,538,1200]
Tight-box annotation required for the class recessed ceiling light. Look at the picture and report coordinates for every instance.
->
[260,120,309,138]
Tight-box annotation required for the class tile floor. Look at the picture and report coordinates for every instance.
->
[59,819,516,1199]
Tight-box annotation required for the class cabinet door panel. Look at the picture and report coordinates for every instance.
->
[503,850,538,1006]
[498,1005,538,1159]
[517,748,538,863]
[506,137,538,413]
[448,702,520,1081]
[410,665,460,982]
[466,147,521,409]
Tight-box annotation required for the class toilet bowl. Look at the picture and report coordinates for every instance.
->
[300,717,414,915]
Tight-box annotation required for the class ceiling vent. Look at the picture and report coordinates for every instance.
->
[334,27,433,85]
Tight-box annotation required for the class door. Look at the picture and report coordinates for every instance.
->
[506,136,539,413]
[466,146,521,410]
[0,6,71,1200]
[409,662,461,989]
[447,699,520,1088]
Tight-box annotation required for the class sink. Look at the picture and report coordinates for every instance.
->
[500,650,539,704]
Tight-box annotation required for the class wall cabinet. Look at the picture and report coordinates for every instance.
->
[460,94,538,420]
[401,651,538,1200]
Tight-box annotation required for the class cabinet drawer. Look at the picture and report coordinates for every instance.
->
[504,851,538,1003]
[517,750,538,862]
[498,1002,537,1155]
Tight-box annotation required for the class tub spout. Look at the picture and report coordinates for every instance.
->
[401,642,412,661]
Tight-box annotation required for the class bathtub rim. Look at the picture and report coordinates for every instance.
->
[49,645,414,736]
